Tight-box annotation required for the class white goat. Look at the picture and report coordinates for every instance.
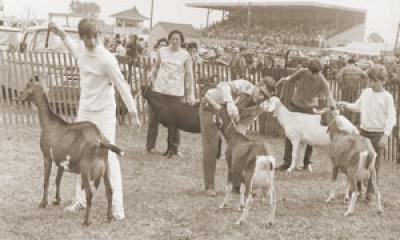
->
[263,97,359,172]
[263,96,331,172]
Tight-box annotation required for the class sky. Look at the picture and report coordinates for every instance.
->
[1,0,399,44]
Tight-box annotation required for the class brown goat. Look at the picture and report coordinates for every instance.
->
[205,95,277,226]
[16,76,124,226]
[320,107,383,216]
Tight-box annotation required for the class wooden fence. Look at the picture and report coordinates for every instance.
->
[1,51,399,163]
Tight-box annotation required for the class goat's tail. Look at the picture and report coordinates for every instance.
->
[98,139,124,157]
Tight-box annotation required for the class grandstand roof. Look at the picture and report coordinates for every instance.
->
[186,0,366,13]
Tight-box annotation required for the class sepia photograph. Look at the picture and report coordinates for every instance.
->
[1,0,400,239]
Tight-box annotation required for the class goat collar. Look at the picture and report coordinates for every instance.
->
[326,116,337,133]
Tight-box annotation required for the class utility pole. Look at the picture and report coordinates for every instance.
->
[246,2,251,47]
[150,0,154,30]
[395,22,400,56]
[206,8,211,29]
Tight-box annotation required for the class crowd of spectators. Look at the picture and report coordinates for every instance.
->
[102,30,400,84]
[205,13,363,48]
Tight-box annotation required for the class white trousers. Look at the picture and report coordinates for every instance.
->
[73,106,124,215]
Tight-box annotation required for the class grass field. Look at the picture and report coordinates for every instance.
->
[1,124,400,240]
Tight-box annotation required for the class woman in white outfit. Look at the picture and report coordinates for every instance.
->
[49,18,141,220]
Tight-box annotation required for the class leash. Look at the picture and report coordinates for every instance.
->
[326,117,336,133]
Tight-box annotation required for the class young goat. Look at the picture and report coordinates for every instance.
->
[205,95,276,226]
[16,77,124,226]
[320,107,383,216]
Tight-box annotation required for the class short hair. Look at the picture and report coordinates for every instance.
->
[259,76,276,93]
[78,18,105,39]
[348,55,357,64]
[167,29,185,43]
[308,58,322,74]
[188,42,198,51]
[155,38,168,49]
[367,64,388,82]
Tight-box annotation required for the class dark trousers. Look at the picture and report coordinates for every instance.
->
[283,138,313,167]
[282,102,314,167]
[146,101,181,155]
[200,102,220,190]
[360,129,384,196]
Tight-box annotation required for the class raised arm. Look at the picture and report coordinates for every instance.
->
[49,22,79,59]
[320,73,336,107]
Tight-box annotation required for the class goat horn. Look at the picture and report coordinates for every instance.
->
[204,94,222,110]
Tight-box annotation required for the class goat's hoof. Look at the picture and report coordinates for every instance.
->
[82,220,92,226]
[52,200,61,206]
[107,215,113,223]
[306,165,313,172]
[325,196,335,203]
[38,202,47,208]
[378,208,384,215]
[162,150,170,156]
[344,211,353,217]
[235,219,244,225]
[287,168,294,172]
[264,220,273,228]
[219,203,227,209]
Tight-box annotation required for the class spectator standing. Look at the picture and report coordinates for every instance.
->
[188,42,203,64]
[276,58,336,171]
[150,38,168,62]
[336,56,367,123]
[49,18,141,220]
[137,37,145,56]
[115,40,126,57]
[338,64,396,200]
[126,33,138,83]
[147,30,196,157]
[230,47,246,80]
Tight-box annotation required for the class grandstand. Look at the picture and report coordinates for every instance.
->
[186,0,366,48]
